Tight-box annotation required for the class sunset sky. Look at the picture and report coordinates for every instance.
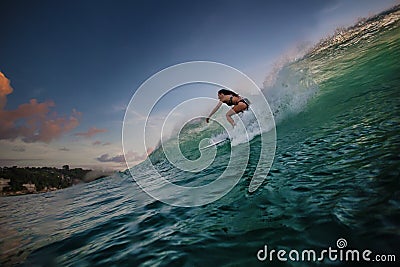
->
[0,0,397,170]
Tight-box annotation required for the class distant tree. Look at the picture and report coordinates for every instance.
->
[63,165,70,171]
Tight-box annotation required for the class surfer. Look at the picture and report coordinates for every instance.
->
[206,89,249,127]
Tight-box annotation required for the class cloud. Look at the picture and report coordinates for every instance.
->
[147,147,154,155]
[92,140,111,146]
[96,151,147,164]
[96,153,125,163]
[0,72,13,109]
[74,127,107,138]
[0,72,81,143]
[92,140,102,146]
[112,103,128,113]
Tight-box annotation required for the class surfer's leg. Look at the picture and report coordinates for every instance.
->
[233,102,247,113]
[226,103,247,127]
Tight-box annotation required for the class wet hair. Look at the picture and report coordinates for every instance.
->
[218,88,239,97]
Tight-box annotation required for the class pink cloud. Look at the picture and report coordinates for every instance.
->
[0,72,13,109]
[0,72,81,143]
[74,127,107,138]
[147,147,154,155]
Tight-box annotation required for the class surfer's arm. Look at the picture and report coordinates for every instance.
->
[206,101,223,123]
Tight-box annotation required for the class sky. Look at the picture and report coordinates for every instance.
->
[0,0,398,170]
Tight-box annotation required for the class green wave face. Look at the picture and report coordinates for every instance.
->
[135,6,400,207]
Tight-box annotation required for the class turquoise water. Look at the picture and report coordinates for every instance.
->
[1,7,399,267]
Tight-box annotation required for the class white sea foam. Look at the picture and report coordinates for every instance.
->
[262,55,319,124]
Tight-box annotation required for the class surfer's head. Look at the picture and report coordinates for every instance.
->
[218,89,239,99]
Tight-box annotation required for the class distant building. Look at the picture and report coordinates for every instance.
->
[0,178,10,192]
[22,183,36,193]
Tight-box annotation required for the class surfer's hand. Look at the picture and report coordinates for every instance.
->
[206,117,210,123]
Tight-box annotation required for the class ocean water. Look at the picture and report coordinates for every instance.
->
[1,7,399,267]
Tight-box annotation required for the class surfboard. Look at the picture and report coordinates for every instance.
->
[200,138,229,150]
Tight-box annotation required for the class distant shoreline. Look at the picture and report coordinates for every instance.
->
[0,166,114,197]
